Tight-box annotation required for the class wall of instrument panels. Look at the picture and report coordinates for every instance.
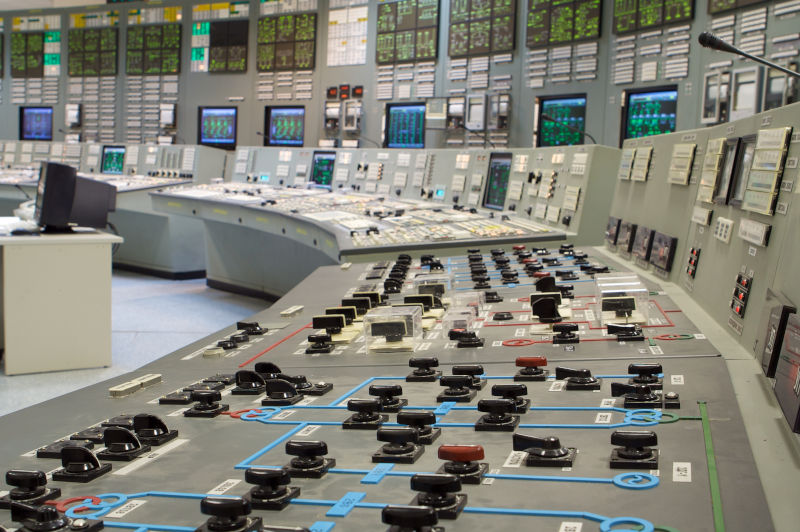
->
[606,100,800,378]
[0,1,796,149]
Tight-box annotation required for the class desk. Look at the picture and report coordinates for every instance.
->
[0,231,123,375]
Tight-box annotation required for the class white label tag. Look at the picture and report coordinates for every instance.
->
[297,425,321,436]
[694,334,706,339]
[106,500,147,518]
[168,408,188,417]
[515,328,526,337]
[549,381,566,392]
[672,462,692,482]
[595,412,612,424]
[649,345,664,355]
[272,410,295,420]
[503,450,527,468]
[671,375,685,385]
[297,396,317,406]
[559,522,583,532]
[601,398,616,407]
[112,439,188,476]
[208,479,242,495]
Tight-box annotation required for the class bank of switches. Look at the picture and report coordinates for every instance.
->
[1,349,681,532]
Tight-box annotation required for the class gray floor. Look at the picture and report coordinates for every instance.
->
[0,271,268,417]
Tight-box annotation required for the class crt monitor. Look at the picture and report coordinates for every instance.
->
[198,106,237,150]
[35,162,116,233]
[101,146,126,175]
[384,103,425,149]
[621,86,678,145]
[19,107,54,141]
[536,94,587,147]
[311,151,336,188]
[482,152,512,211]
[265,106,305,147]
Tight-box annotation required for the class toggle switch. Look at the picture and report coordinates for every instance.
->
[436,445,488,484]
[512,434,576,467]
[407,357,441,382]
[243,467,299,511]
[372,427,424,464]
[514,356,548,381]
[343,398,387,430]
[284,440,335,478]
[397,411,440,445]
[409,474,467,520]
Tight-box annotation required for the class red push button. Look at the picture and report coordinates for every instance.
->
[516,356,547,368]
[522,258,539,264]
[438,444,485,462]
[533,271,550,278]
[513,245,526,251]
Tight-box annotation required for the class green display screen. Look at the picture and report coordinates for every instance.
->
[448,0,516,58]
[101,146,126,175]
[613,0,693,34]
[311,151,336,187]
[257,13,317,72]
[483,153,512,210]
[209,20,249,73]
[126,23,181,75]
[67,27,117,77]
[11,32,47,78]
[538,96,587,147]
[527,0,601,48]
[708,0,766,15]
[377,0,441,64]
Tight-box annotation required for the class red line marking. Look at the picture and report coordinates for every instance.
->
[502,339,536,347]
[239,323,312,367]
[49,496,102,513]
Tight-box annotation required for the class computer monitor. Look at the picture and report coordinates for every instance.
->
[606,216,621,245]
[482,153,512,211]
[35,162,116,233]
[310,151,336,189]
[384,103,425,149]
[198,106,237,150]
[19,107,54,141]
[101,145,126,175]
[265,106,305,147]
[536,94,587,147]
[621,86,678,144]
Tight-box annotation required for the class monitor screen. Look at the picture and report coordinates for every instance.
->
[198,106,237,150]
[730,134,757,206]
[632,226,655,262]
[482,152,512,211]
[617,221,638,253]
[311,151,336,188]
[385,103,425,149]
[606,216,621,245]
[538,95,587,147]
[265,106,305,147]
[622,87,678,142]
[20,107,53,141]
[650,231,677,272]
[101,146,126,175]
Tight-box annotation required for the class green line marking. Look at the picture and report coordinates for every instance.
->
[699,401,725,532]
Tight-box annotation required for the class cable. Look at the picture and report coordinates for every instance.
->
[14,184,32,200]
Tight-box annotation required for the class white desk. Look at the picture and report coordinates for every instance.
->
[0,231,123,375]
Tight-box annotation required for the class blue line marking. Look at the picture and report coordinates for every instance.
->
[326,492,366,517]
[309,522,336,532]
[102,524,196,532]
[235,423,308,468]
[361,463,394,484]
[434,401,457,415]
